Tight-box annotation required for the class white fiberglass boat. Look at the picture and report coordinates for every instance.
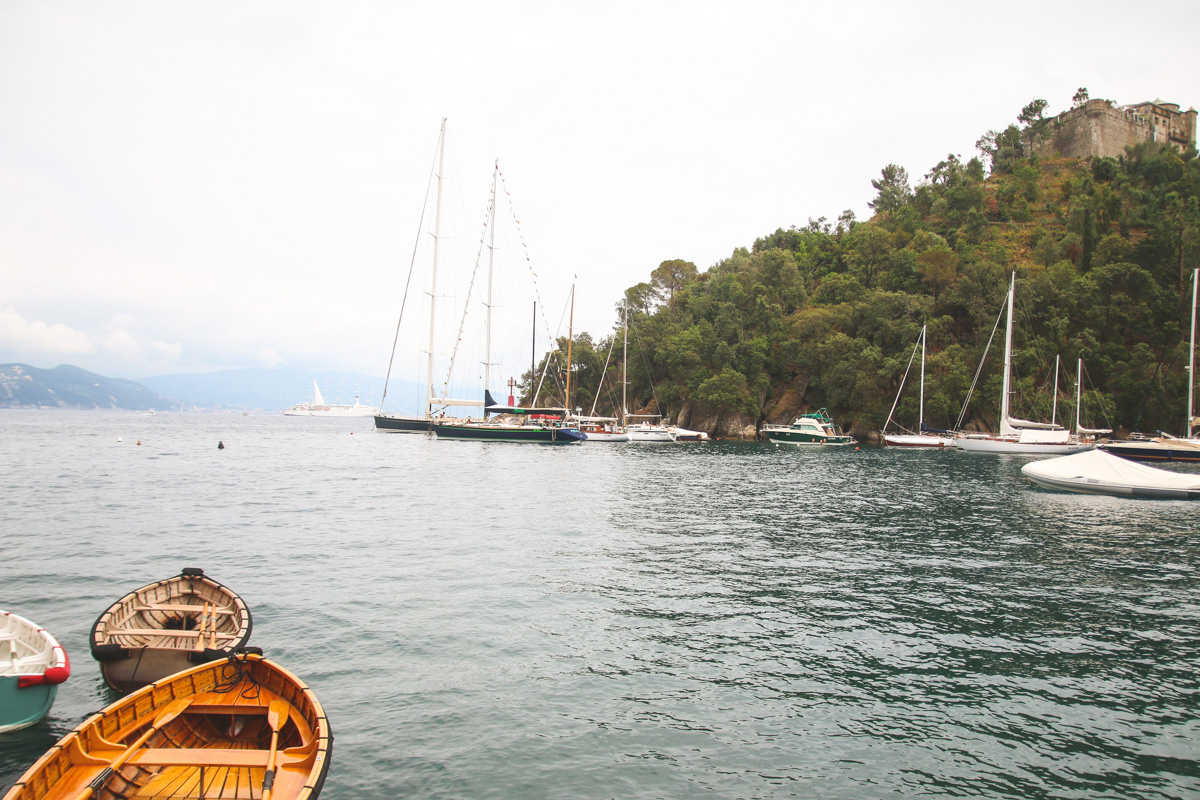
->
[956,273,1093,455]
[1022,448,1200,499]
[285,379,379,417]
[882,325,956,447]
[625,416,676,442]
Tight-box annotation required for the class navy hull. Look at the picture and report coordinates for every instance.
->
[434,423,585,443]
[374,415,434,433]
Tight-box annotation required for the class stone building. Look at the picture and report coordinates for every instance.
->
[1033,98,1197,159]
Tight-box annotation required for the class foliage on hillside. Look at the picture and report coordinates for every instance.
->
[529,101,1200,437]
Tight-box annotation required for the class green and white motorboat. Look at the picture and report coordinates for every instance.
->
[1,610,70,733]
[761,409,855,446]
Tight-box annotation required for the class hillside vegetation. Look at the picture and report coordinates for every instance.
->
[531,99,1200,439]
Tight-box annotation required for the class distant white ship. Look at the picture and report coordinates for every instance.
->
[284,379,379,417]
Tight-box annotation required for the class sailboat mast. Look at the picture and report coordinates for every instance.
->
[1051,354,1059,427]
[484,160,498,399]
[1076,357,1083,435]
[425,118,447,419]
[565,284,575,414]
[918,324,926,432]
[531,302,536,404]
[622,298,628,427]
[1189,268,1198,437]
[1000,272,1015,430]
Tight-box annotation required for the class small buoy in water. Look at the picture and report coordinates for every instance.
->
[855,446,860,450]
[117,436,123,442]
[217,441,225,450]
[137,440,141,446]
[350,432,354,435]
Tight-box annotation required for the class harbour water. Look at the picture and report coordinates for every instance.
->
[1,410,1198,799]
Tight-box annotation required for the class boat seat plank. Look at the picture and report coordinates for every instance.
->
[185,704,270,716]
[127,747,273,767]
[134,603,238,614]
[103,627,237,639]
[27,767,108,800]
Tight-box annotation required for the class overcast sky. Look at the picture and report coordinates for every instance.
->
[3,1,1198,384]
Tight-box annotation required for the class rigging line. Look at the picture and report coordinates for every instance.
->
[589,328,621,417]
[440,174,495,403]
[955,295,1007,432]
[531,292,572,407]
[380,131,441,410]
[883,330,921,433]
[497,167,559,370]
[627,312,664,415]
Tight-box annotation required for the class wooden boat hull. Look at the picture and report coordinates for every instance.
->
[373,414,434,433]
[90,569,252,694]
[3,650,331,800]
[434,423,585,443]
[0,611,70,733]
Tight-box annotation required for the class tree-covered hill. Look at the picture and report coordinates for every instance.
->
[528,96,1200,440]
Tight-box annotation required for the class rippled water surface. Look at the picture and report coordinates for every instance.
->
[2,410,1198,799]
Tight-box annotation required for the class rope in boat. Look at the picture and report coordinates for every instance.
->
[211,652,262,701]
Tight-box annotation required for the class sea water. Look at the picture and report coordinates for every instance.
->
[1,410,1198,799]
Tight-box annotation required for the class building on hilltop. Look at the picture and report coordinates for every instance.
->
[1033,97,1196,159]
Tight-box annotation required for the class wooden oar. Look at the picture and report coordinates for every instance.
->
[75,697,192,799]
[261,700,291,800]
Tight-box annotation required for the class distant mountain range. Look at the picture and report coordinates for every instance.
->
[0,364,418,411]
[0,364,163,410]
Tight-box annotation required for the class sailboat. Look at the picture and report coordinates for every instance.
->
[375,120,488,433]
[434,282,585,444]
[1099,268,1200,462]
[882,324,955,447]
[574,300,631,442]
[956,272,1093,455]
[284,378,378,417]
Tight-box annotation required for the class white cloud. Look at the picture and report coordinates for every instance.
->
[0,307,94,356]
[257,348,284,368]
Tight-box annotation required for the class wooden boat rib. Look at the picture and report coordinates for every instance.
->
[91,568,252,693]
[3,650,331,800]
[0,611,70,733]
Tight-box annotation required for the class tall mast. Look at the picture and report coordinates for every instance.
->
[565,284,575,414]
[483,160,498,399]
[1000,272,1015,433]
[918,324,926,432]
[425,118,447,419]
[1076,357,1083,435]
[531,302,536,404]
[622,298,629,427]
[1051,354,1059,427]
[1189,268,1198,437]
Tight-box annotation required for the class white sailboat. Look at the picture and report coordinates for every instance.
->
[284,378,378,417]
[956,272,1093,455]
[376,119,489,433]
[882,324,955,447]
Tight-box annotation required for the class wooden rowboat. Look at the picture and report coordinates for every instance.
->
[3,649,332,800]
[0,610,70,733]
[90,568,252,693]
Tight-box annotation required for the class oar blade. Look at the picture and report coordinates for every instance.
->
[267,699,290,732]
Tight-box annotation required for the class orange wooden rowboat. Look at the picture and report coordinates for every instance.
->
[3,650,332,800]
